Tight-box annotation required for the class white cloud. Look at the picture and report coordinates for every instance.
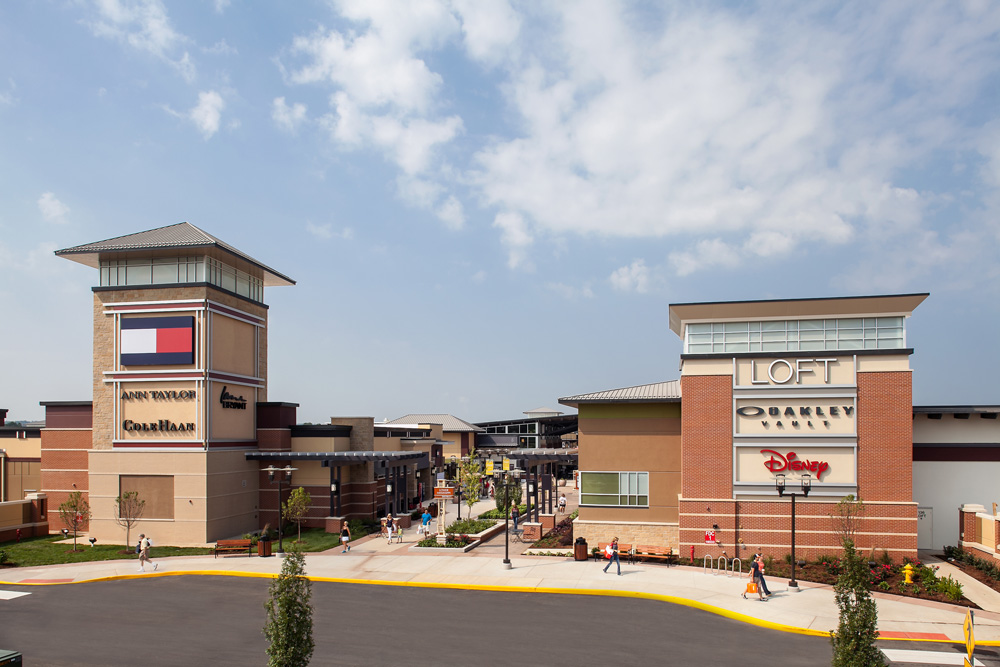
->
[435,195,465,230]
[37,192,70,224]
[547,282,594,300]
[0,78,17,106]
[669,239,742,277]
[609,259,650,293]
[450,0,520,66]
[86,0,195,81]
[493,211,533,269]
[189,90,225,139]
[272,97,308,133]
[471,269,486,283]
[306,222,353,241]
[213,0,231,14]
[203,39,237,56]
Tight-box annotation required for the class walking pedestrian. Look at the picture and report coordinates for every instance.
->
[420,508,432,536]
[385,514,394,544]
[756,554,772,597]
[511,503,520,531]
[746,554,767,601]
[137,533,157,572]
[603,537,621,575]
[558,494,567,513]
[340,520,352,553]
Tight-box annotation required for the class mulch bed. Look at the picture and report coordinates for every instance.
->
[942,556,1000,597]
[531,515,574,548]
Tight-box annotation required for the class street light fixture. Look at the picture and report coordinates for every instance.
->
[775,472,811,589]
[496,467,522,569]
[263,465,298,554]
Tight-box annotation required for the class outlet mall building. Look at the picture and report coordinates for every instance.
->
[1,222,997,561]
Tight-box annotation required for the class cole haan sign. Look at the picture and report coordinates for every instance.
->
[122,419,195,432]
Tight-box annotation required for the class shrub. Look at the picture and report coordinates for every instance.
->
[878,549,893,567]
[446,518,494,534]
[877,581,890,592]
[935,575,964,601]
[0,549,7,565]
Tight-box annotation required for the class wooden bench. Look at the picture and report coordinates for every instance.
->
[597,543,634,564]
[215,539,253,558]
[634,545,677,565]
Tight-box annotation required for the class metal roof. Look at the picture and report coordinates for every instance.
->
[385,414,484,433]
[559,380,681,406]
[55,222,295,287]
[245,451,427,466]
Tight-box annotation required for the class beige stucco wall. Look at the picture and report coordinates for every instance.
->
[914,413,1000,444]
[573,520,679,551]
[88,448,260,546]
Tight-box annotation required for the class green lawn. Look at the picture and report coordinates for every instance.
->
[0,535,212,568]
[0,527,361,569]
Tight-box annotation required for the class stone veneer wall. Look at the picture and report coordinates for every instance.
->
[572,520,679,551]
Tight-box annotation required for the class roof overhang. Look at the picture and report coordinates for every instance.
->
[668,293,929,337]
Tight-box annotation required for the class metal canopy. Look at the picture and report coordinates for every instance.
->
[245,450,427,467]
[507,448,578,465]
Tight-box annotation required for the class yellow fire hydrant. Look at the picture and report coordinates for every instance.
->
[903,563,914,584]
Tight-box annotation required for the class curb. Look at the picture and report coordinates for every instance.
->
[6,568,997,646]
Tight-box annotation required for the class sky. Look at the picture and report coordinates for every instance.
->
[1,0,999,425]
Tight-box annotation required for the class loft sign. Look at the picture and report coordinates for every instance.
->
[748,358,838,385]
[761,449,830,478]
[220,386,247,410]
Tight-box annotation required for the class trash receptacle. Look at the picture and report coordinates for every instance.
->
[574,536,588,561]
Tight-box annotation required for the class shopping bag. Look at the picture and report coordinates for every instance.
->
[745,582,758,594]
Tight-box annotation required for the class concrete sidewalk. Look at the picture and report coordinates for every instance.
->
[3,534,998,646]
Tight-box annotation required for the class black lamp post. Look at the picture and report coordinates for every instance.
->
[497,468,521,569]
[775,472,811,589]
[264,465,297,554]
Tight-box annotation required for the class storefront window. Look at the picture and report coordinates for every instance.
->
[579,471,649,507]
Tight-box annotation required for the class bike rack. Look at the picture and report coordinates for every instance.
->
[717,556,728,576]
[731,557,742,577]
[702,554,714,574]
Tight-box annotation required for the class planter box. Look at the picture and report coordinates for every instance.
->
[409,520,504,554]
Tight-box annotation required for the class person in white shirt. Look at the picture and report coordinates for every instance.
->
[137,533,158,572]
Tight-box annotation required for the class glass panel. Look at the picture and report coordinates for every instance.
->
[762,321,786,331]
[152,263,177,284]
[236,274,250,296]
[748,321,761,332]
[825,341,839,349]
[762,331,786,342]
[840,339,863,349]
[723,321,747,332]
[800,340,823,350]
[799,330,823,341]
[749,332,760,342]
[581,472,619,494]
[637,495,648,506]
[877,328,902,339]
[125,264,151,285]
[725,332,748,342]
[221,267,236,292]
[689,333,712,343]
[637,473,648,494]
[762,341,786,352]
[688,323,712,334]
[877,339,900,349]
[724,342,749,352]
[582,494,620,506]
[194,260,205,282]
[688,344,711,353]
[800,319,823,331]
[841,318,863,328]
[838,328,862,339]
[100,266,109,285]
[528,423,536,433]
[877,317,903,327]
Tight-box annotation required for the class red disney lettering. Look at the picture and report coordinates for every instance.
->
[760,449,830,478]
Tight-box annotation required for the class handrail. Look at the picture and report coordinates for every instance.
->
[717,556,728,576]
[702,554,714,573]
[731,557,742,577]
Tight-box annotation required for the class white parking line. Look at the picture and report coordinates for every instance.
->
[881,648,983,665]
[0,590,30,600]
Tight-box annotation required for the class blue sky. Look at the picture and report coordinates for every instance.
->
[2,1,999,424]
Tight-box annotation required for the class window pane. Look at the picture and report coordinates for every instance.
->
[582,494,620,506]
[637,495,648,506]
[689,333,712,343]
[688,323,712,334]
[723,321,747,332]
[581,472,618,494]
[841,318,862,328]
[125,264,150,285]
[800,319,823,331]
[877,317,903,327]
[637,474,648,494]
[152,263,177,284]
[762,321,786,331]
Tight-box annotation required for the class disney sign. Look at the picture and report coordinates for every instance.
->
[761,449,829,478]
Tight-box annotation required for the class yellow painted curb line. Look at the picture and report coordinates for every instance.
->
[3,570,997,648]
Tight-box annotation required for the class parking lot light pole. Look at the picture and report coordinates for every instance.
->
[263,465,297,554]
[775,472,811,589]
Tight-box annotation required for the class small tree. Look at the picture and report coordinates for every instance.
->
[830,539,882,666]
[831,494,865,546]
[58,491,91,552]
[263,548,314,667]
[457,450,483,518]
[114,491,146,551]
[282,487,312,544]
